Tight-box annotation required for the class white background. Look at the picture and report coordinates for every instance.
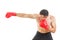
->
[0,0,59,40]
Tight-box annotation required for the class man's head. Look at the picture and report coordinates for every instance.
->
[40,9,49,19]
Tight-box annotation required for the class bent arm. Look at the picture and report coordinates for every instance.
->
[16,13,38,19]
[49,16,56,33]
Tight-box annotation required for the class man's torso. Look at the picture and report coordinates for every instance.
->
[36,15,52,33]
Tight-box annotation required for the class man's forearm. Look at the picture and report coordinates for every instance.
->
[49,28,56,33]
[5,12,26,18]
[16,13,26,17]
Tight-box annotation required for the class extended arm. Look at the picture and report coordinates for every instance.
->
[5,12,38,19]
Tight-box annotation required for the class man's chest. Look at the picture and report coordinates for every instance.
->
[36,16,52,26]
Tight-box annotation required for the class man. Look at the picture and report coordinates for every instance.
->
[5,9,56,40]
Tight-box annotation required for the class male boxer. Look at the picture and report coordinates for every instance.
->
[5,9,56,40]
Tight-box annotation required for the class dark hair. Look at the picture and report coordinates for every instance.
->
[40,9,49,16]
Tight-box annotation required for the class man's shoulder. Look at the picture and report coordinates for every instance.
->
[49,15,55,21]
[49,15,55,19]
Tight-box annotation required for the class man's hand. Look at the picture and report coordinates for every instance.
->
[5,12,16,18]
[40,19,49,30]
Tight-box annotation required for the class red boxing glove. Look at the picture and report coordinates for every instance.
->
[5,12,16,18]
[39,19,49,30]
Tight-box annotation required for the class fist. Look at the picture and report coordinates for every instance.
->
[40,19,49,30]
[5,12,16,18]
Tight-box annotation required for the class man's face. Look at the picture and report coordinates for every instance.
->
[40,15,48,19]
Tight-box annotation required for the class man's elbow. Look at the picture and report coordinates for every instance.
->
[52,30,56,33]
[52,29,56,33]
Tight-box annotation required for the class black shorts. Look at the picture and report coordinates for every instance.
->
[32,31,53,40]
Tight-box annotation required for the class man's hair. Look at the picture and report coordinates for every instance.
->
[40,9,49,16]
